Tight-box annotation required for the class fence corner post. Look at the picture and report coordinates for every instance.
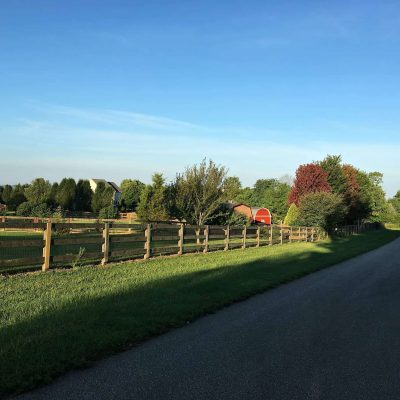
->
[178,223,184,255]
[144,223,152,259]
[42,220,52,272]
[101,222,110,265]
[224,225,230,251]
[203,225,209,253]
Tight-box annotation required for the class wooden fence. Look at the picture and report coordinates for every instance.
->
[0,219,327,273]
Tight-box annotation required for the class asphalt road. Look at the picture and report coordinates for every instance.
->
[18,238,400,400]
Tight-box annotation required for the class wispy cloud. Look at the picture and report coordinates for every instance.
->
[2,103,400,196]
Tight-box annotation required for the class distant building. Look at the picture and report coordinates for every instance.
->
[89,179,122,205]
[231,203,272,225]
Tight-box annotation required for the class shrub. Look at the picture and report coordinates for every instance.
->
[16,202,52,218]
[99,205,119,219]
[298,192,346,231]
[284,203,299,226]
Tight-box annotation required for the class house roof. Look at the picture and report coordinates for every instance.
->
[90,179,121,193]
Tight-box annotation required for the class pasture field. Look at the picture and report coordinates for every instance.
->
[0,228,399,397]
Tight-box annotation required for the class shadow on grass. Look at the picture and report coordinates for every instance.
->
[1,229,399,397]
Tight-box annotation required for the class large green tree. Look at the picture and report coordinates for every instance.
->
[24,178,51,205]
[56,178,77,211]
[75,180,93,211]
[137,173,169,221]
[319,155,347,195]
[298,192,346,231]
[171,159,227,225]
[91,182,114,213]
[120,179,145,211]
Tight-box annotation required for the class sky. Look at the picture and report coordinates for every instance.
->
[1,0,399,195]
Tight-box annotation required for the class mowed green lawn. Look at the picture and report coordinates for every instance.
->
[1,229,399,397]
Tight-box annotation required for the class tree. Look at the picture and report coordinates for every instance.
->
[75,180,93,211]
[137,173,169,221]
[6,184,27,211]
[259,180,291,222]
[319,155,347,195]
[91,182,114,213]
[99,205,119,219]
[56,178,77,211]
[284,203,299,226]
[16,201,52,217]
[288,163,332,206]
[24,178,51,205]
[298,192,346,231]
[119,179,145,211]
[1,185,13,204]
[171,159,228,225]
[223,176,242,202]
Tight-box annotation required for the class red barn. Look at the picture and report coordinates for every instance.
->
[252,207,272,224]
[232,203,272,225]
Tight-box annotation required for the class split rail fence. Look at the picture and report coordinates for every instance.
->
[0,218,327,273]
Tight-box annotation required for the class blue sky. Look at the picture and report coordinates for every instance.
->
[1,0,399,195]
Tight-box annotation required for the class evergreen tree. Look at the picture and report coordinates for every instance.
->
[56,178,77,211]
[24,178,51,205]
[120,179,145,211]
[75,180,93,211]
[284,203,299,226]
[137,173,169,221]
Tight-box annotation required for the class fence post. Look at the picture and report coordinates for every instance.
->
[178,223,184,255]
[42,220,52,272]
[290,226,293,243]
[242,225,247,249]
[224,225,230,251]
[305,227,308,242]
[144,223,152,260]
[101,222,110,265]
[311,227,314,242]
[195,227,201,252]
[280,223,283,245]
[203,225,209,253]
[269,225,273,246]
[256,226,261,247]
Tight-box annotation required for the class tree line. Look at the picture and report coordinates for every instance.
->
[1,156,399,231]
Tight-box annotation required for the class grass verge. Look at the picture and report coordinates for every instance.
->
[1,229,399,397]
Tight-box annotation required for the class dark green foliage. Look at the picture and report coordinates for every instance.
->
[48,183,59,208]
[319,155,347,195]
[75,180,93,211]
[119,179,145,211]
[24,178,51,205]
[16,202,52,218]
[223,176,242,201]
[1,185,13,204]
[243,179,290,222]
[56,178,77,211]
[5,185,27,211]
[98,205,119,219]
[298,192,346,231]
[137,173,169,221]
[171,159,228,225]
[91,182,114,213]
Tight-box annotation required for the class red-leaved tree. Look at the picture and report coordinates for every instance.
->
[288,163,332,206]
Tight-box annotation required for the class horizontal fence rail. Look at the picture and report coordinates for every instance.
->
[0,218,377,274]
